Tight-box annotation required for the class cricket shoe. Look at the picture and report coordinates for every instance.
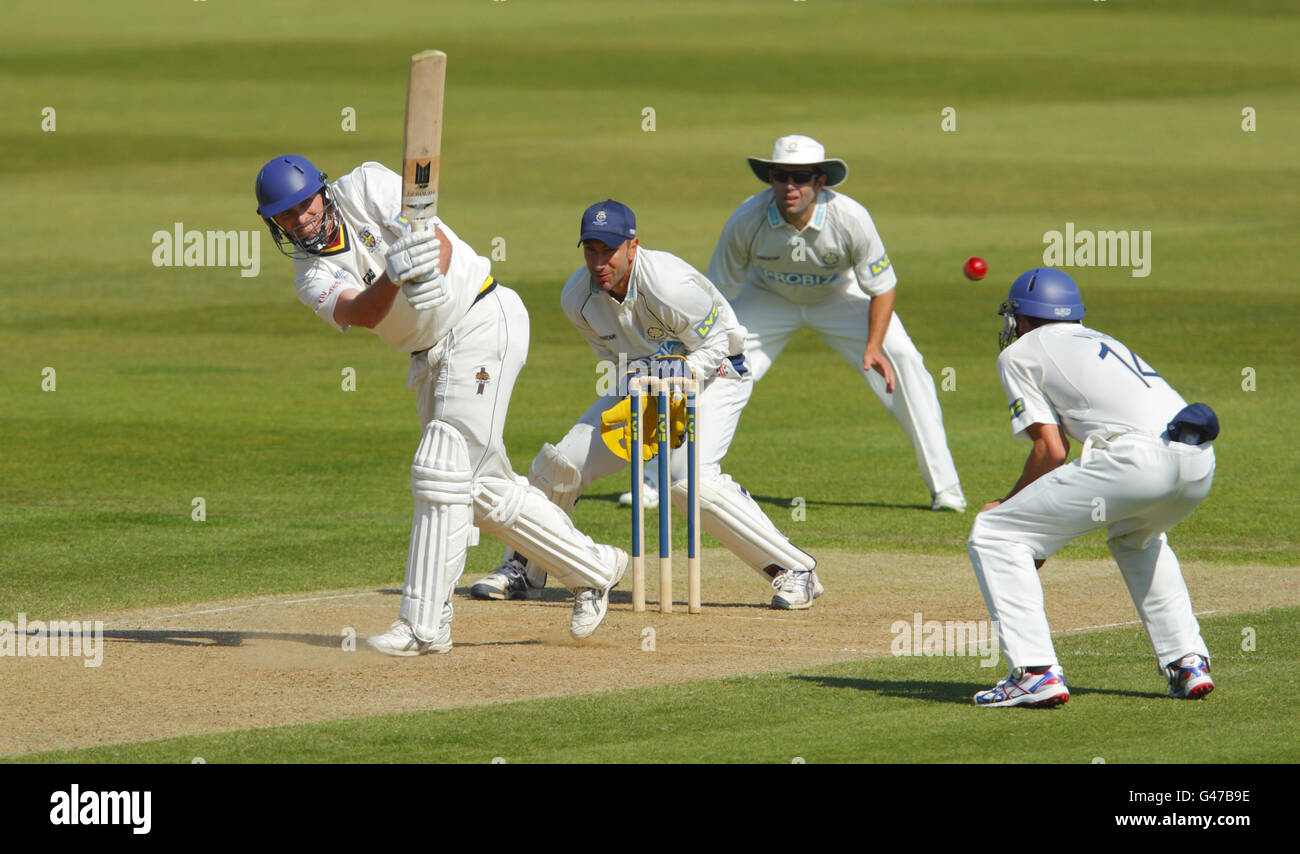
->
[770,569,825,610]
[973,666,1069,708]
[366,618,452,657]
[617,482,659,509]
[469,555,547,600]
[931,485,967,513]
[1166,654,1214,699]
[570,547,629,639]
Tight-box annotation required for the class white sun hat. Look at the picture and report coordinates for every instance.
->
[746,135,849,186]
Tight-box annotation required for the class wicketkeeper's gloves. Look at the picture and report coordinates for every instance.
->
[598,357,691,462]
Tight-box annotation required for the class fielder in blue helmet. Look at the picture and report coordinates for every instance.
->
[997,267,1086,350]
[255,154,341,257]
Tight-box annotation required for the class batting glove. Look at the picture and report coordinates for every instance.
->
[403,268,449,311]
[385,222,442,285]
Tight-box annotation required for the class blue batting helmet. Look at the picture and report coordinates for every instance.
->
[998,268,1085,350]
[255,154,338,256]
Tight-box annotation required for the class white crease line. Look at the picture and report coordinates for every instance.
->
[1056,610,1217,635]
[144,591,382,622]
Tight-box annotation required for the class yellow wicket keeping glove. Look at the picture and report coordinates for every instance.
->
[598,382,688,463]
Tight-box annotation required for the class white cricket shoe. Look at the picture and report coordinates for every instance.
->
[931,485,967,513]
[570,547,629,639]
[973,666,1069,708]
[617,482,660,509]
[1166,653,1214,699]
[770,569,825,610]
[469,556,547,600]
[366,618,452,657]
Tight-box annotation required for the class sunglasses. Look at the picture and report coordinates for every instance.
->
[769,168,819,185]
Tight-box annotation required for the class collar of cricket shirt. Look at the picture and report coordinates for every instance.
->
[765,192,829,232]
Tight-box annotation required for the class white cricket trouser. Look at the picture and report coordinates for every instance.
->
[967,432,1215,672]
[405,286,617,627]
[719,283,961,497]
[411,286,528,484]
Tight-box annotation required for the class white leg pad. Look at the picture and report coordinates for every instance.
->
[673,474,814,580]
[474,475,616,591]
[403,421,476,643]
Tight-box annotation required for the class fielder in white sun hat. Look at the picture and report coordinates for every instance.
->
[746,134,849,186]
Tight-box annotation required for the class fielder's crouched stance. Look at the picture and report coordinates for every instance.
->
[968,268,1217,707]
[255,156,626,656]
[470,200,821,610]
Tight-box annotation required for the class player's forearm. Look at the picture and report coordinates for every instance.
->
[864,288,895,354]
[1002,430,1068,502]
[1003,450,1058,501]
[336,276,401,328]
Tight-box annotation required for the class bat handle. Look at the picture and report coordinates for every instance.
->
[402,195,439,230]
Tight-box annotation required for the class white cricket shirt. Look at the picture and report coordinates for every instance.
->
[560,246,746,383]
[997,323,1189,443]
[708,189,897,304]
[292,162,492,354]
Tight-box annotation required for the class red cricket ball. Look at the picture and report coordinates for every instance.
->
[963,257,987,281]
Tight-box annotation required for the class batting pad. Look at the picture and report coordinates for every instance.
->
[474,475,617,591]
[677,473,814,579]
[404,420,477,642]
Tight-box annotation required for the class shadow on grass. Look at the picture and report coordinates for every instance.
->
[749,495,937,512]
[447,582,764,608]
[792,675,1167,703]
[81,629,341,648]
[449,584,576,603]
[791,675,979,704]
[608,591,766,610]
[39,629,543,650]
[588,490,933,512]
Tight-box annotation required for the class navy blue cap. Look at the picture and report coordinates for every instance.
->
[578,199,636,248]
[1167,402,1219,445]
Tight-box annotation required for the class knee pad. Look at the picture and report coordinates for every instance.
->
[528,442,583,514]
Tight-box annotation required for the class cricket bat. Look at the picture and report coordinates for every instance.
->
[401,49,447,231]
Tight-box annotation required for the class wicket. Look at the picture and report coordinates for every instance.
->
[629,375,701,614]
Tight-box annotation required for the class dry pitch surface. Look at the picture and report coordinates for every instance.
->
[5,549,1296,757]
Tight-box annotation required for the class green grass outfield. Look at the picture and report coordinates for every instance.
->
[2,0,1298,762]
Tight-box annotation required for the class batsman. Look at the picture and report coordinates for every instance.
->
[469,200,822,610]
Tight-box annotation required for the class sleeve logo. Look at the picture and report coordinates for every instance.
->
[869,253,892,277]
[1009,398,1025,419]
[695,304,720,338]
